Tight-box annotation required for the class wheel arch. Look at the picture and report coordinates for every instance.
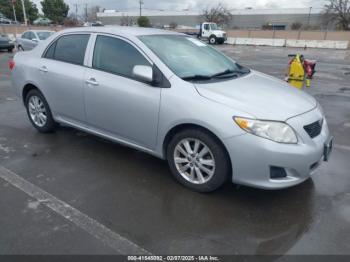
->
[162,123,231,170]
[22,83,41,105]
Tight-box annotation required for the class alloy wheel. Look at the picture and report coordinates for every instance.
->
[28,95,47,127]
[173,138,216,184]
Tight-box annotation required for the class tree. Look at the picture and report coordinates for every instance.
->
[291,22,303,30]
[201,3,233,27]
[0,0,38,23]
[137,16,150,27]
[41,0,69,25]
[120,15,134,26]
[324,0,350,30]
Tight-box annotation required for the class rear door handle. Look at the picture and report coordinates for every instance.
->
[39,66,48,73]
[85,78,99,86]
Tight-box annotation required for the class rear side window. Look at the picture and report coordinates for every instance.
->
[22,32,29,39]
[44,41,56,59]
[44,34,90,65]
[92,35,150,78]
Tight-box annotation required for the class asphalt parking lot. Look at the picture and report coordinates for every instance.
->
[0,45,350,255]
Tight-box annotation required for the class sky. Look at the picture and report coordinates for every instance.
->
[33,0,327,14]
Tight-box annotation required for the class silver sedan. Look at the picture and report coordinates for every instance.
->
[10,26,333,192]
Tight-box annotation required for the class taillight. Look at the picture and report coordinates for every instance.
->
[8,59,15,70]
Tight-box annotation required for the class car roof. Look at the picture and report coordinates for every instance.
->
[57,26,183,37]
[30,30,55,33]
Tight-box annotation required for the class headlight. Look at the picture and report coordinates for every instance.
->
[234,117,298,144]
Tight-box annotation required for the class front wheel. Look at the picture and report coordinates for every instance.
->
[25,89,56,133]
[209,36,217,45]
[167,129,230,192]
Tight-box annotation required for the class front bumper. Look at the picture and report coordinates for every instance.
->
[223,107,332,189]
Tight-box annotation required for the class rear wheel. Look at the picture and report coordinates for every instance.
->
[25,89,56,133]
[167,129,230,192]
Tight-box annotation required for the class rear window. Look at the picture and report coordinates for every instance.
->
[37,31,53,40]
[44,34,90,65]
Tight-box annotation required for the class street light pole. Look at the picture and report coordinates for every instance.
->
[307,6,312,28]
[21,0,28,26]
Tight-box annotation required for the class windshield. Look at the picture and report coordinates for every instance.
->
[37,31,53,40]
[139,35,249,81]
[210,23,218,30]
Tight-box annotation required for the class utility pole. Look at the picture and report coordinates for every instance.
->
[74,3,78,20]
[85,3,88,22]
[11,0,17,37]
[11,0,17,23]
[139,0,144,17]
[21,0,27,26]
[307,6,312,28]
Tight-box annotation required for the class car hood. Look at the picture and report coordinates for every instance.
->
[194,71,317,121]
[213,30,226,35]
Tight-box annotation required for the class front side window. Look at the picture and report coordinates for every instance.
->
[139,35,250,81]
[46,34,90,65]
[210,24,218,30]
[92,35,150,78]
[204,24,209,30]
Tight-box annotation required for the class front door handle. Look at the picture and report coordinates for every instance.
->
[39,66,48,73]
[85,78,99,86]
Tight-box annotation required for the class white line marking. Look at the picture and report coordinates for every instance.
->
[334,144,350,152]
[0,165,151,255]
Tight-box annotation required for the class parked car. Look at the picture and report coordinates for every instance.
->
[0,17,12,24]
[10,27,333,192]
[16,30,55,51]
[33,17,52,26]
[83,21,103,27]
[181,22,227,44]
[0,34,15,52]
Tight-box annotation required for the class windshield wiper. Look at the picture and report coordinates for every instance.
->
[181,75,212,81]
[211,69,238,78]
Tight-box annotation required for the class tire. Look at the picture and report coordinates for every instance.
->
[7,47,13,53]
[209,36,217,45]
[167,129,230,192]
[218,39,225,45]
[25,89,56,133]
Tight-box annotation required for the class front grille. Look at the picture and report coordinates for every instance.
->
[304,119,323,138]
[0,40,9,45]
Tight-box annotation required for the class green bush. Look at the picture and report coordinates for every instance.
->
[137,16,150,27]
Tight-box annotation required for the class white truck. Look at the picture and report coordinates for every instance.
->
[183,22,227,45]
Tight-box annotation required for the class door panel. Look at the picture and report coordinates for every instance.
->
[84,69,161,149]
[38,59,87,123]
[37,34,91,124]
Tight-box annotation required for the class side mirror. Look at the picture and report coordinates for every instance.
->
[132,65,153,83]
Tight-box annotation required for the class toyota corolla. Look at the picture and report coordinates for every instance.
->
[10,26,333,192]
